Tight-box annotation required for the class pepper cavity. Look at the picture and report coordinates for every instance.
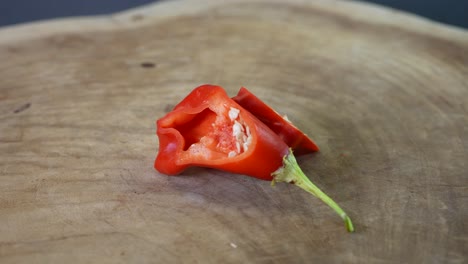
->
[172,105,253,160]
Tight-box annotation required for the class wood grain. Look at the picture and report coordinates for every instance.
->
[1,0,467,263]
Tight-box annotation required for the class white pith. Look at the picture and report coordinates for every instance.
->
[229,107,240,121]
[229,107,252,157]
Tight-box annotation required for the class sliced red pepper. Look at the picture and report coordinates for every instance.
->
[155,84,354,232]
[156,85,288,180]
[232,87,319,155]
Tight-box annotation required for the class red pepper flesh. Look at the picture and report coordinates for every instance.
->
[155,84,354,232]
[232,87,319,155]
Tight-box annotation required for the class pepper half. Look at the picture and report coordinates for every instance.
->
[232,87,319,155]
[155,84,354,232]
[156,84,289,179]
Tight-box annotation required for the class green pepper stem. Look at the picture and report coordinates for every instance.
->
[272,149,354,232]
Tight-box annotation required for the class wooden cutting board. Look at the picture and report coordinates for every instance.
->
[1,0,467,263]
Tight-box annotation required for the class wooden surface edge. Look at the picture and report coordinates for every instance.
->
[0,0,467,46]
[0,0,467,262]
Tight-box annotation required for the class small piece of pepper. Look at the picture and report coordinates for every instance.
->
[155,84,354,232]
[232,87,319,155]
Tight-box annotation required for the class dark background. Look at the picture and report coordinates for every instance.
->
[0,0,467,29]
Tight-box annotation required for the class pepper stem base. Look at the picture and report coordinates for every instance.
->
[271,149,354,232]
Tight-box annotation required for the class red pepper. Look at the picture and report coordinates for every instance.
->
[155,84,354,232]
[232,87,319,155]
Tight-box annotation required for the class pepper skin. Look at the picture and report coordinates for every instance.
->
[232,87,319,155]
